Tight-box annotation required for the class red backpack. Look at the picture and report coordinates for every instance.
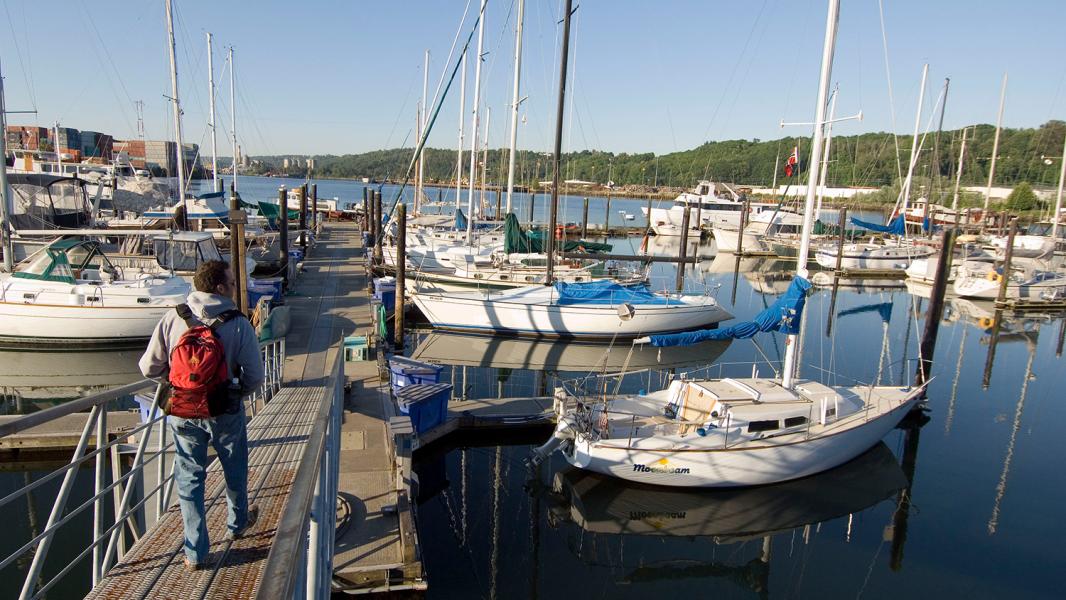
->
[165,304,243,418]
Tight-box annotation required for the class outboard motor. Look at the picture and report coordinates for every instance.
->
[528,412,579,467]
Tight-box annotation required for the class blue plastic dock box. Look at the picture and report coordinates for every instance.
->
[395,383,452,434]
[373,276,396,309]
[388,356,443,393]
[134,394,166,424]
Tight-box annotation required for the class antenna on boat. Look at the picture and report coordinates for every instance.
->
[780,0,839,390]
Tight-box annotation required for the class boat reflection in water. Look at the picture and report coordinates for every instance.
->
[0,347,143,413]
[410,330,731,372]
[537,442,906,592]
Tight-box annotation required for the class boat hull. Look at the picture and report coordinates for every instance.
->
[411,292,732,339]
[566,387,922,487]
[0,301,174,344]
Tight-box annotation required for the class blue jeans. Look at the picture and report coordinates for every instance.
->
[169,409,250,564]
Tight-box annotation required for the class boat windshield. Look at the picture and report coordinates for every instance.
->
[16,250,75,283]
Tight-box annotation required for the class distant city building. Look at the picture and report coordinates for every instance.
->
[283,158,291,169]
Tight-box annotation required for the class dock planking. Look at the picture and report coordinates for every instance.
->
[82,221,421,598]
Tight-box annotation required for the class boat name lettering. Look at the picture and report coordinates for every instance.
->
[629,511,687,520]
[633,464,691,474]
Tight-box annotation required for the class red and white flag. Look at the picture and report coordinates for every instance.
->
[784,146,799,177]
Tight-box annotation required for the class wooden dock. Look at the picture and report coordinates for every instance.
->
[80,221,423,598]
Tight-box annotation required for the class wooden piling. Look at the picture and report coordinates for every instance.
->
[915,228,956,389]
[982,309,1004,389]
[834,206,848,273]
[373,190,384,266]
[581,197,589,239]
[528,193,535,225]
[394,203,406,350]
[604,192,612,234]
[676,206,690,291]
[311,183,318,231]
[298,184,308,253]
[278,187,289,288]
[229,184,248,315]
[362,187,369,231]
[495,191,501,221]
[996,219,1017,305]
[735,196,749,254]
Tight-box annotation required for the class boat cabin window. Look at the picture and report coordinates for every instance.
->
[783,416,808,428]
[153,239,204,271]
[747,420,779,433]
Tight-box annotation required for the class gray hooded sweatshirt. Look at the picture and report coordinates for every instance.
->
[139,291,265,399]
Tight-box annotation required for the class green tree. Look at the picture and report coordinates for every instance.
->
[1005,182,1040,211]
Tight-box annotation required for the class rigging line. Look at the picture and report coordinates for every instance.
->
[427,0,474,125]
[877,0,904,184]
[387,7,486,216]
[75,1,137,134]
[3,1,37,112]
[697,0,769,181]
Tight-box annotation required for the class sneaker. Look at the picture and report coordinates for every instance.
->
[228,505,259,539]
[183,556,210,571]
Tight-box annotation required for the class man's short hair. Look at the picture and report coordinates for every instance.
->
[194,260,231,293]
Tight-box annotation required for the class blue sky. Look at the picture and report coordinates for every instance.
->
[2,1,1064,157]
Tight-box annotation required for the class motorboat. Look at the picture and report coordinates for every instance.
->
[642,181,774,236]
[953,263,1066,301]
[712,209,804,253]
[0,239,190,345]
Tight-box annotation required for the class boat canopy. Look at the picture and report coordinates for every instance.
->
[849,215,905,235]
[647,276,810,346]
[455,208,468,230]
[12,239,115,285]
[552,280,675,306]
[503,213,611,254]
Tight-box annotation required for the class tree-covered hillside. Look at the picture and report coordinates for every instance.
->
[256,120,1066,192]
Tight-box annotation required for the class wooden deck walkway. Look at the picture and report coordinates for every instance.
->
[84,221,418,598]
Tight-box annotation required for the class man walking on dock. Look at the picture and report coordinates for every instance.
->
[139,260,265,570]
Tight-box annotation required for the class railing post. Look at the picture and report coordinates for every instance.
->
[19,405,101,600]
[92,409,107,586]
[156,415,167,524]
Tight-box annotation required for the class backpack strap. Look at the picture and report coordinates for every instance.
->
[209,309,246,330]
[174,304,198,328]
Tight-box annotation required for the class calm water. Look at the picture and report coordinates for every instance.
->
[1,175,1062,598]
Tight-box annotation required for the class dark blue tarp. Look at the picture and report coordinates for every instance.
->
[553,280,674,306]
[455,208,468,231]
[850,214,905,235]
[647,276,811,347]
[837,302,892,323]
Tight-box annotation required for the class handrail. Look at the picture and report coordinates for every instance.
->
[255,342,343,600]
[1,335,287,600]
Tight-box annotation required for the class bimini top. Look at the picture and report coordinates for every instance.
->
[12,238,115,285]
[552,280,675,306]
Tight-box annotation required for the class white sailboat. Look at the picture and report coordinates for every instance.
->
[530,0,927,487]
[0,238,190,345]
[411,280,732,339]
[643,181,774,236]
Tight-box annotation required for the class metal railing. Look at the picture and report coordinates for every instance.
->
[256,345,343,600]
[0,336,286,600]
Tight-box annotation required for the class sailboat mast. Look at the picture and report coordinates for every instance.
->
[1052,131,1065,240]
[983,72,1008,229]
[165,0,186,217]
[207,32,219,190]
[951,127,969,212]
[815,86,838,220]
[505,0,526,214]
[466,0,487,243]
[456,50,467,215]
[900,63,929,236]
[0,59,13,272]
[545,0,574,284]
[229,46,238,191]
[781,0,839,390]
[417,49,429,214]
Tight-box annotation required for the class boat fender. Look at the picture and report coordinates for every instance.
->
[986,270,1001,282]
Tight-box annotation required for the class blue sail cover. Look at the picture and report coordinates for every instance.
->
[648,276,811,347]
[553,280,674,306]
[850,214,905,235]
[455,208,468,230]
